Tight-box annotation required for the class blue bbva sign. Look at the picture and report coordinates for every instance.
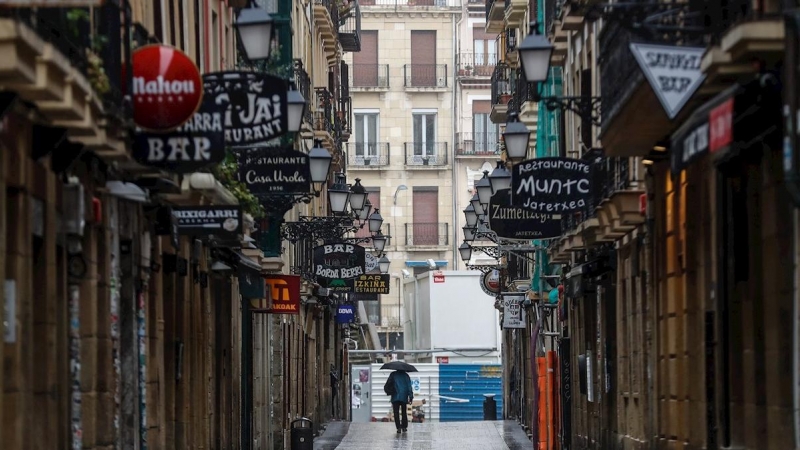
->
[336,304,356,324]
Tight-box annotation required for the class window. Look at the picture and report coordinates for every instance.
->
[354,112,379,160]
[353,31,379,87]
[472,101,499,154]
[411,187,439,245]
[410,31,436,86]
[473,26,497,68]
[412,112,436,159]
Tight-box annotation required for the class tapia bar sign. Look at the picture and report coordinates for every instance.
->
[511,157,592,213]
[313,243,366,280]
[489,189,562,239]
[203,71,289,146]
[235,146,311,194]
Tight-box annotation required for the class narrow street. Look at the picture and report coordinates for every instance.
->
[314,421,533,450]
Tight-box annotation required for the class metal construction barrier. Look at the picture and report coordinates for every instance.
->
[291,418,314,450]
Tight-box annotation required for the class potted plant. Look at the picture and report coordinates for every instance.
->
[499,93,512,104]
[464,65,473,76]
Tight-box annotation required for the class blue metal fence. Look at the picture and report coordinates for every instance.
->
[438,364,503,421]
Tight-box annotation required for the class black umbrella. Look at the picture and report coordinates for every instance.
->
[380,361,418,372]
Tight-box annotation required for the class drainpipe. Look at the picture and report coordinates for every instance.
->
[794,207,800,450]
[452,9,463,269]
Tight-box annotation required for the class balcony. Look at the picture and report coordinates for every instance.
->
[314,88,335,148]
[701,0,784,91]
[504,28,519,67]
[598,21,664,157]
[346,142,390,167]
[456,132,500,156]
[457,52,496,81]
[339,0,361,52]
[404,223,449,247]
[404,64,447,89]
[360,0,461,7]
[504,0,526,26]
[0,5,131,157]
[403,142,448,166]
[490,62,512,123]
[351,64,389,90]
[294,60,314,137]
[314,0,341,62]
[335,96,352,141]
[485,0,504,33]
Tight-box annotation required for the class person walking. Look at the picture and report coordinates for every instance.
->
[386,370,413,433]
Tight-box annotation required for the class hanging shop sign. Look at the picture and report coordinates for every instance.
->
[129,45,203,131]
[172,206,242,237]
[629,43,706,120]
[203,71,289,146]
[489,189,562,239]
[312,243,367,281]
[259,274,300,314]
[480,269,502,297]
[235,146,311,194]
[336,304,356,324]
[132,97,226,173]
[511,158,592,213]
[502,295,526,329]
[320,273,390,294]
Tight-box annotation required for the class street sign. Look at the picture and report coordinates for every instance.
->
[433,270,445,283]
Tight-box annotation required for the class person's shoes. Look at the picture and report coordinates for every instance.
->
[402,428,408,433]
[397,429,402,434]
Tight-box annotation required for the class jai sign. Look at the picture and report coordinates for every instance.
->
[202,71,289,146]
[511,157,592,213]
[130,45,203,131]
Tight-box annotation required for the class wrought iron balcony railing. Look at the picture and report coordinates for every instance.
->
[295,60,313,127]
[456,132,500,156]
[9,5,132,118]
[339,0,362,52]
[457,53,497,77]
[314,88,334,136]
[405,223,449,246]
[491,62,513,106]
[361,0,461,6]
[351,64,390,88]
[404,64,448,87]
[346,142,390,166]
[598,21,640,131]
[403,142,448,166]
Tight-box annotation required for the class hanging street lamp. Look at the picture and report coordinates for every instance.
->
[349,178,368,212]
[378,255,391,274]
[489,161,512,194]
[459,242,472,262]
[309,140,333,195]
[368,209,384,234]
[503,112,532,161]
[234,7,275,62]
[286,81,307,134]
[464,204,478,228]
[328,173,351,214]
[476,170,493,207]
[517,22,555,84]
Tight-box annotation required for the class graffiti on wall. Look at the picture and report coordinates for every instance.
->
[137,290,148,449]
[69,285,82,450]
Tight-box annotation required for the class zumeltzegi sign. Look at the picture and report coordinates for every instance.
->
[629,43,706,120]
[203,71,289,146]
[236,146,311,194]
[511,157,592,213]
[313,243,367,282]
[489,189,561,239]
[132,96,226,173]
[172,206,242,237]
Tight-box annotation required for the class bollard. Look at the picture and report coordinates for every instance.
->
[482,394,497,420]
[291,418,314,450]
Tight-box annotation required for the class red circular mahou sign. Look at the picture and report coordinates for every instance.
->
[129,45,203,131]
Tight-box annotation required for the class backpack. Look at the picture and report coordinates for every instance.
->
[383,373,396,396]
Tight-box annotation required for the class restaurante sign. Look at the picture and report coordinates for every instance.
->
[236,146,311,194]
[511,158,592,213]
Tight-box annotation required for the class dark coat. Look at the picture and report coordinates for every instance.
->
[389,371,414,404]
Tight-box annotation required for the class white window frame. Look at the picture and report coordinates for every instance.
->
[354,109,380,160]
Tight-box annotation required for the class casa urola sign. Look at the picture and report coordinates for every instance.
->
[129,45,204,131]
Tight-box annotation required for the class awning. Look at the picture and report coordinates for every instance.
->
[405,260,448,267]
[671,78,783,174]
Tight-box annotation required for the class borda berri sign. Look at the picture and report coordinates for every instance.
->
[511,157,592,213]
[313,243,366,280]
[203,71,289,146]
[132,96,226,173]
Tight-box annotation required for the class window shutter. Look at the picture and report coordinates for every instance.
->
[412,188,439,245]
[354,31,378,86]
[411,31,436,86]
[472,100,491,114]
